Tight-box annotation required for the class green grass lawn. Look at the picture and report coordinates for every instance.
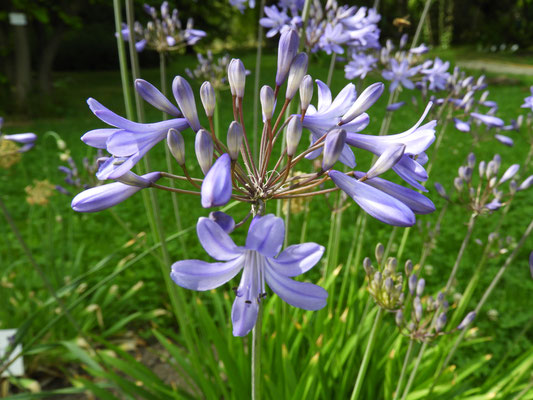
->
[1,48,532,393]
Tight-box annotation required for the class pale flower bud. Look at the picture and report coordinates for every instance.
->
[200,81,216,118]
[285,117,302,157]
[167,129,185,165]
[195,129,214,175]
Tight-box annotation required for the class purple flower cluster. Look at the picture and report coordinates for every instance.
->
[119,2,205,53]
[260,1,380,55]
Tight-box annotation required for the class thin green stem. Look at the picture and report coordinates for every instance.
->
[444,213,476,293]
[350,307,384,400]
[159,52,187,256]
[252,0,266,161]
[400,341,425,400]
[113,0,134,119]
[326,53,337,87]
[252,302,263,400]
[411,0,434,49]
[393,340,414,400]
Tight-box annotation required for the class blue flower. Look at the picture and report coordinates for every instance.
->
[345,103,436,191]
[171,215,327,337]
[201,153,232,208]
[521,86,533,111]
[382,58,421,93]
[421,57,450,91]
[344,52,377,80]
[317,23,349,55]
[72,171,161,213]
[81,98,189,180]
[260,5,301,38]
[302,79,369,167]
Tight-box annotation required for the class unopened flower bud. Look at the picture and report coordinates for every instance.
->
[209,211,235,233]
[499,164,520,184]
[363,257,373,275]
[201,153,232,208]
[384,277,394,292]
[227,121,244,161]
[414,297,423,321]
[200,81,216,118]
[365,144,405,179]
[454,177,464,192]
[322,129,346,171]
[286,53,308,100]
[467,152,476,168]
[386,257,397,272]
[436,292,445,307]
[489,176,498,188]
[407,322,416,332]
[478,161,486,178]
[416,278,425,296]
[260,85,275,121]
[405,260,413,275]
[457,311,476,329]
[167,129,185,165]
[228,58,246,98]
[519,175,533,191]
[172,76,201,132]
[434,182,448,200]
[375,243,384,264]
[195,129,214,175]
[436,312,447,332]
[276,29,299,87]
[395,310,403,326]
[299,75,313,114]
[408,274,417,294]
[286,117,302,157]
[340,82,384,125]
[373,271,382,286]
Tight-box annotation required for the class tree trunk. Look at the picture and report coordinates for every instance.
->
[37,28,65,95]
[13,23,31,110]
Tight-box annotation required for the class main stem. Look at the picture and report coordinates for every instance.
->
[393,340,414,400]
[444,213,476,293]
[252,302,263,400]
[350,308,384,400]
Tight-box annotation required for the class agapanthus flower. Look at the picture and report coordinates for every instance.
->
[82,97,189,180]
[345,103,436,191]
[521,86,533,111]
[421,58,450,91]
[71,171,161,212]
[171,215,327,336]
[260,5,301,38]
[344,52,377,80]
[230,0,256,12]
[119,2,205,53]
[317,23,350,54]
[382,58,421,93]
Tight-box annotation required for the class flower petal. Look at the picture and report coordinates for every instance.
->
[197,217,242,261]
[170,256,244,291]
[329,170,416,226]
[245,214,285,257]
[265,268,327,310]
[231,295,259,337]
[267,243,325,277]
[316,79,332,112]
